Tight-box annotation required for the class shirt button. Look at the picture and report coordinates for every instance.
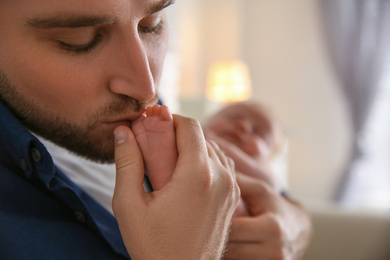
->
[19,159,28,171]
[74,211,87,224]
[31,147,42,162]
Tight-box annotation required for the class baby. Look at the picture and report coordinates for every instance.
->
[132,102,283,216]
[203,102,283,186]
[203,102,284,216]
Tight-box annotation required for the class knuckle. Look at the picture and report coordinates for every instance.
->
[222,167,236,191]
[207,139,218,148]
[227,157,235,170]
[227,182,241,211]
[192,159,214,191]
[115,154,138,171]
[199,166,214,189]
[221,168,240,207]
[195,154,239,207]
[265,214,284,239]
[186,117,202,130]
[234,182,241,203]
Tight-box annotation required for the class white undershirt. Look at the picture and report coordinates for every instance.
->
[37,137,116,214]
[35,134,287,214]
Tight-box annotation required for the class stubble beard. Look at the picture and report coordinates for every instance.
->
[0,68,158,163]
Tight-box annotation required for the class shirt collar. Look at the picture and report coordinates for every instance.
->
[0,99,55,182]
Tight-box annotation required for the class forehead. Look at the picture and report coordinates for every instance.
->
[0,0,167,22]
[1,0,123,13]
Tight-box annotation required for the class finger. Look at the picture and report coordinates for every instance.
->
[113,126,145,206]
[229,215,275,242]
[173,114,209,165]
[224,242,276,260]
[172,115,209,184]
[207,133,241,159]
[208,140,228,165]
[207,140,238,195]
[236,173,273,208]
[173,115,239,209]
[227,157,236,180]
[208,140,235,173]
[206,140,219,158]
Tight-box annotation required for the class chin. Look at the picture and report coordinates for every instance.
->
[55,129,116,164]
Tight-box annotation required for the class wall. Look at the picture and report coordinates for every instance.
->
[175,0,353,202]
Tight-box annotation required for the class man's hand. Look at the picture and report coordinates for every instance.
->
[112,115,240,259]
[224,174,312,260]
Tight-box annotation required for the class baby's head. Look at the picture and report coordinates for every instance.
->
[204,102,282,161]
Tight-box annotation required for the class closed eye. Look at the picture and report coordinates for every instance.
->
[58,33,103,54]
[138,19,164,34]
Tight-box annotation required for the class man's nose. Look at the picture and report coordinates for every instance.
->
[108,34,155,102]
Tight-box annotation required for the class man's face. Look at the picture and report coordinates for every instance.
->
[0,0,171,162]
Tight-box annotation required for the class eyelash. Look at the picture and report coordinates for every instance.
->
[59,33,102,55]
[139,20,164,34]
[59,20,164,55]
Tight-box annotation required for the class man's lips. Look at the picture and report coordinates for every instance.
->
[104,120,132,129]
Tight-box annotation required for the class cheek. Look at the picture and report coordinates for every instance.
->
[5,53,103,121]
[147,32,169,88]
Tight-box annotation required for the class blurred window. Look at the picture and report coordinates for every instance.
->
[343,62,390,209]
[321,0,390,209]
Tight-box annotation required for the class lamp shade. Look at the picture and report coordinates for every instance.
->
[206,60,252,103]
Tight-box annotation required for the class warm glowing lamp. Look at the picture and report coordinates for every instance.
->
[206,60,252,103]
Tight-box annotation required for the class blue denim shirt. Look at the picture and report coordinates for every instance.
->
[0,99,130,259]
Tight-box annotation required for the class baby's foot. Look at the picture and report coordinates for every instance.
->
[131,105,178,190]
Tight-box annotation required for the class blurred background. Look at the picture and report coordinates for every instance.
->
[159,1,390,259]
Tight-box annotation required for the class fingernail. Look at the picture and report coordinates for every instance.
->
[114,130,128,145]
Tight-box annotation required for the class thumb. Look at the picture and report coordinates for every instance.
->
[113,126,145,209]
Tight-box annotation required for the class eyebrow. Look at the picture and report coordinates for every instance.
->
[26,0,175,29]
[26,15,114,29]
[148,0,175,15]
